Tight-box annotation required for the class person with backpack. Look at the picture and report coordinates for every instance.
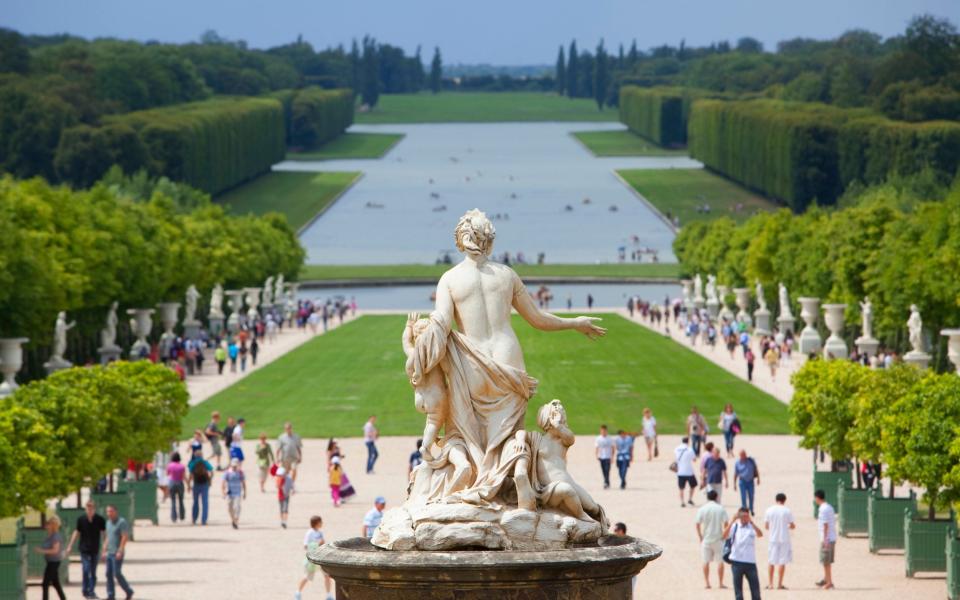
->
[733,450,761,516]
[187,450,214,525]
[686,406,708,456]
[723,507,763,600]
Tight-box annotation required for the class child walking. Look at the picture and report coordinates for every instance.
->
[329,457,343,507]
[276,466,293,528]
[295,515,333,600]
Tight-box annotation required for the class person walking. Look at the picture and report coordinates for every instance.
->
[362,497,386,538]
[745,347,755,382]
[277,421,303,481]
[103,504,134,600]
[222,416,236,464]
[214,342,227,375]
[702,446,728,501]
[734,450,761,515]
[674,437,698,507]
[230,417,246,464]
[239,339,249,372]
[719,404,738,458]
[227,339,239,373]
[295,515,333,600]
[276,466,294,528]
[614,429,634,489]
[687,406,708,456]
[695,490,728,589]
[255,433,275,493]
[595,425,614,489]
[764,493,796,590]
[36,515,66,600]
[66,500,106,599]
[814,489,837,590]
[641,408,657,461]
[409,439,423,475]
[723,507,763,600]
[250,336,259,366]
[222,458,246,529]
[166,451,186,522]
[188,450,214,525]
[329,456,344,507]
[363,415,379,474]
[204,411,223,470]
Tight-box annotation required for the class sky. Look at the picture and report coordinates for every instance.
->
[5,0,960,65]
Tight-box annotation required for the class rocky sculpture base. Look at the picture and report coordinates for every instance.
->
[312,535,661,599]
[373,503,603,552]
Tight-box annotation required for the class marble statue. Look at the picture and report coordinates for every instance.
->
[706,274,719,304]
[263,276,275,306]
[907,304,924,353]
[373,209,607,552]
[274,274,285,307]
[860,297,873,340]
[100,302,120,350]
[778,282,792,318]
[755,280,767,311]
[184,285,201,324]
[693,273,704,300]
[209,283,225,319]
[48,311,76,368]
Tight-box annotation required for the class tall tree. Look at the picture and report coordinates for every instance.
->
[360,36,380,108]
[593,40,608,110]
[617,43,625,69]
[555,46,566,95]
[349,39,361,97]
[429,47,442,94]
[566,40,579,98]
[628,39,639,67]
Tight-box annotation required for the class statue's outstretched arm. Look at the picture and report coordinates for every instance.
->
[511,275,606,339]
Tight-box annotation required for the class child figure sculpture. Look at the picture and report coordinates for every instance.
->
[402,313,449,460]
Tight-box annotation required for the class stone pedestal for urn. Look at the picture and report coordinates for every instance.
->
[0,337,29,397]
[822,304,848,360]
[733,288,752,327]
[942,329,960,375]
[156,302,181,356]
[225,290,245,334]
[798,297,822,355]
[312,536,661,600]
[127,308,154,359]
[753,308,772,336]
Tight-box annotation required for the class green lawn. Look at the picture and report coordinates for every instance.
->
[184,314,788,438]
[617,168,778,226]
[356,92,617,124]
[299,263,682,281]
[573,130,687,157]
[286,132,404,161]
[217,171,361,231]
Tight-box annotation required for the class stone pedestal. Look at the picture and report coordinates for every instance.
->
[855,336,880,359]
[182,320,202,340]
[941,329,960,375]
[208,316,225,337]
[733,288,751,327]
[798,297,822,355]
[693,297,705,311]
[706,298,720,320]
[0,337,29,397]
[97,346,123,365]
[822,303,848,360]
[777,315,796,335]
[904,351,931,370]
[312,536,661,600]
[754,308,772,336]
[43,357,72,376]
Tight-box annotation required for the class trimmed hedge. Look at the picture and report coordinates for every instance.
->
[688,99,869,211]
[56,96,285,195]
[289,87,354,149]
[619,86,685,147]
[839,117,960,187]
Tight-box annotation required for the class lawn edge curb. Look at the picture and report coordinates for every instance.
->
[296,171,365,236]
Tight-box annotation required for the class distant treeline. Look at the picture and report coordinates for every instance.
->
[0,28,419,185]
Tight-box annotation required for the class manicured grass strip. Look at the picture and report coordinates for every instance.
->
[299,263,682,281]
[184,314,789,438]
[356,92,617,124]
[572,130,687,157]
[286,132,404,161]
[217,171,361,231]
[617,168,778,226]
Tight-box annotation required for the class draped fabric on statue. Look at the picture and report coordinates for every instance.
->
[406,312,537,506]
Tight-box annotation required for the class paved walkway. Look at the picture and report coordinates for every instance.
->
[40,436,939,600]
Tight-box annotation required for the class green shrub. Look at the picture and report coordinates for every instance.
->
[618,86,685,146]
[289,87,354,149]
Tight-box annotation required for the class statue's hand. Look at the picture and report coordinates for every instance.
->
[406,312,421,326]
[574,316,606,340]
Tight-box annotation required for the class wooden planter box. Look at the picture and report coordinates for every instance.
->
[90,490,136,541]
[22,527,68,583]
[812,469,852,517]
[117,478,159,525]
[947,527,960,600]
[837,480,869,536]
[904,506,955,577]
[0,518,26,600]
[868,489,916,552]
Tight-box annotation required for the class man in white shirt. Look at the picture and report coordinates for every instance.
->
[695,490,728,589]
[814,489,837,589]
[363,415,379,474]
[675,437,698,507]
[595,425,614,489]
[723,507,764,600]
[764,492,796,590]
[230,417,246,464]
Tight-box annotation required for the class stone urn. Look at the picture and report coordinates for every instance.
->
[156,302,180,352]
[244,287,262,323]
[127,308,155,359]
[822,303,848,360]
[0,337,29,397]
[733,288,752,326]
[717,285,734,322]
[941,329,960,375]
[225,290,245,333]
[798,297,822,355]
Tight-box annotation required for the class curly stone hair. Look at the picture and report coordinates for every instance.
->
[454,209,496,256]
